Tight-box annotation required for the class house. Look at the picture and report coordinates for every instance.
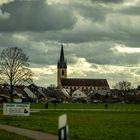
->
[72,89,87,98]
[0,83,49,103]
[28,84,48,101]
[0,85,10,102]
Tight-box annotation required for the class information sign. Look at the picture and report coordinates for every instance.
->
[3,103,30,116]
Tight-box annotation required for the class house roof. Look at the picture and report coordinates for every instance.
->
[61,78,109,87]
[61,88,71,98]
[14,86,27,99]
[0,86,10,98]
[24,87,37,99]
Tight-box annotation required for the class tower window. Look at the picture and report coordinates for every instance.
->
[62,70,65,75]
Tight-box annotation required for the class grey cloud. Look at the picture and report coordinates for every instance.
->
[66,42,140,66]
[0,0,76,32]
[91,0,124,3]
[87,44,140,65]
[22,44,61,66]
[29,20,140,47]
[25,2,140,45]
[0,33,59,65]
[72,4,112,22]
[119,6,140,16]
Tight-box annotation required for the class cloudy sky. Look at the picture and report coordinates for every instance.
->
[0,0,140,88]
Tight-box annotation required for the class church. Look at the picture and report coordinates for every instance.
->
[57,45,110,96]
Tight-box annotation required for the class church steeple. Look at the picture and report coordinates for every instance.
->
[57,44,67,87]
[57,44,67,68]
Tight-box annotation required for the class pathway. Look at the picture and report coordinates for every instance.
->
[0,124,58,140]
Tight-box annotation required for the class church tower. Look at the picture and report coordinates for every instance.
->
[57,44,67,87]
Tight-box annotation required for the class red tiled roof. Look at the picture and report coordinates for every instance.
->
[61,78,109,87]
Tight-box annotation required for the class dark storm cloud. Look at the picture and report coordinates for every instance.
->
[20,1,139,45]
[29,20,140,47]
[91,0,124,3]
[0,0,76,32]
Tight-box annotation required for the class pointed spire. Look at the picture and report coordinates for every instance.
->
[60,44,65,62]
[57,44,67,68]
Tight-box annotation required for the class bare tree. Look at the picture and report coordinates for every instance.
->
[0,47,32,102]
[113,81,132,95]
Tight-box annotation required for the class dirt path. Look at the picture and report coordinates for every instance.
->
[0,124,58,140]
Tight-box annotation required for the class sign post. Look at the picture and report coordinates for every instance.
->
[58,114,68,140]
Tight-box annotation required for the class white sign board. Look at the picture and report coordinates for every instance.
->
[58,114,68,140]
[3,103,30,116]
[59,114,67,129]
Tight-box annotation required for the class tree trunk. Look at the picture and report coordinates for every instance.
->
[10,84,14,103]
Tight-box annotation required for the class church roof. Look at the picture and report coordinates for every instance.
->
[61,78,109,87]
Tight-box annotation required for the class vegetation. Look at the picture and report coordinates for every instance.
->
[46,86,62,99]
[0,103,140,140]
[114,81,132,91]
[113,81,133,97]
[0,47,32,102]
[0,129,33,140]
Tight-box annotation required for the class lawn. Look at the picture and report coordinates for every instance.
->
[30,102,140,110]
[0,129,34,140]
[0,103,140,140]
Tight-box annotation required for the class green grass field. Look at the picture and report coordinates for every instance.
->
[30,102,140,110]
[0,103,140,140]
[0,129,33,140]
